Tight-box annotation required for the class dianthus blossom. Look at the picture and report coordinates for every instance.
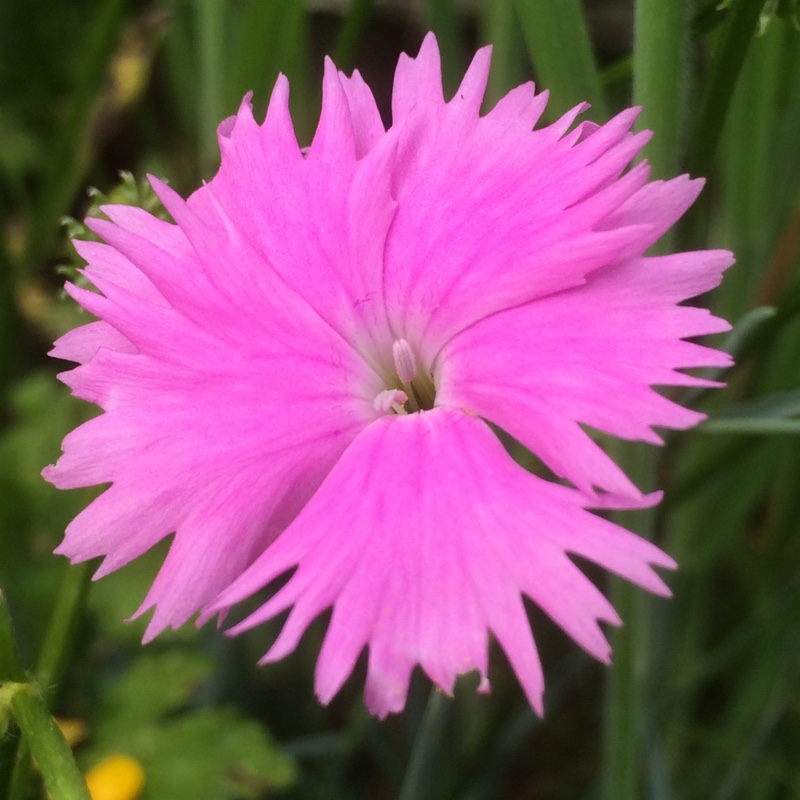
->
[44,33,732,718]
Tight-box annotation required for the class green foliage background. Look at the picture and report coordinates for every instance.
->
[1,1,799,798]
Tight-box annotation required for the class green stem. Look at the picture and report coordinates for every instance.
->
[686,0,769,177]
[8,685,90,800]
[397,689,452,800]
[513,0,607,120]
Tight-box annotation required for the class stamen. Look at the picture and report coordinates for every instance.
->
[392,339,418,384]
[374,388,408,415]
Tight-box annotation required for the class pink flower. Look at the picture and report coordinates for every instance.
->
[43,33,732,718]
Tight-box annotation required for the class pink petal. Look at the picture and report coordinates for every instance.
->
[382,49,658,364]
[209,408,674,718]
[45,211,386,638]
[339,68,386,158]
[437,250,734,497]
[50,321,135,364]
[187,72,398,369]
[391,32,445,122]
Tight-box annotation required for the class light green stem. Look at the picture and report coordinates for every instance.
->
[8,563,93,800]
[1,589,91,800]
[8,685,91,800]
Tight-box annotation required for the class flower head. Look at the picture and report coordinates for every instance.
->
[44,33,732,717]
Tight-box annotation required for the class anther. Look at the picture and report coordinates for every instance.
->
[392,339,418,385]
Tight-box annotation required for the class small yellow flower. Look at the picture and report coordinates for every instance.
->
[84,754,145,800]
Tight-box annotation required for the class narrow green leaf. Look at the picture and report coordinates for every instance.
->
[35,562,93,704]
[196,0,227,176]
[716,21,784,320]
[632,0,691,179]
[686,0,770,177]
[699,418,800,434]
[479,0,526,107]
[513,0,607,120]
[398,689,452,800]
[604,441,657,800]
[602,3,693,797]
[707,389,800,421]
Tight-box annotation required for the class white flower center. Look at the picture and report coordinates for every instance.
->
[374,339,437,415]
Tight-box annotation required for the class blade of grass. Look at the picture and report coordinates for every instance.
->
[479,0,526,108]
[716,21,784,320]
[603,446,656,800]
[196,0,226,176]
[397,689,452,800]
[632,0,691,180]
[512,0,607,120]
[699,417,800,434]
[604,4,692,799]
[686,0,769,177]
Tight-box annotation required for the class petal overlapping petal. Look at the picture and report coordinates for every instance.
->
[190,64,398,373]
[44,204,383,639]
[437,250,734,497]
[209,408,675,718]
[383,36,664,365]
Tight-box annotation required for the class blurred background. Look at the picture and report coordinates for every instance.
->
[1,1,800,798]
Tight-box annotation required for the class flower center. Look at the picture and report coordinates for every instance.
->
[373,339,436,415]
